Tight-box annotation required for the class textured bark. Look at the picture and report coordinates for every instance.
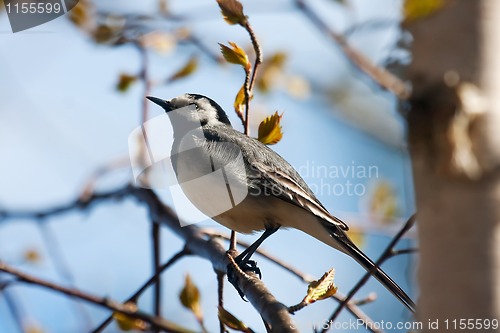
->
[406,1,500,331]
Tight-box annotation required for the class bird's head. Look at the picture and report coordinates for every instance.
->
[147,93,231,126]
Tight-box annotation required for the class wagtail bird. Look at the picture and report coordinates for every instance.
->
[147,93,415,312]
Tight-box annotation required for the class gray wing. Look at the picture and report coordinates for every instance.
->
[202,125,348,230]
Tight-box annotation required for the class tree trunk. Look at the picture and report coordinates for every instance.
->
[407,0,500,331]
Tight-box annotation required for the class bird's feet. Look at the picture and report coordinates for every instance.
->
[227,259,262,300]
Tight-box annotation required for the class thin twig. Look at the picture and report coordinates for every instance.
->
[343,19,399,38]
[152,221,162,333]
[217,272,226,333]
[352,292,377,306]
[230,18,264,252]
[390,248,418,257]
[1,284,26,333]
[1,186,298,332]
[229,231,237,251]
[37,224,93,331]
[182,33,222,63]
[243,67,251,135]
[203,230,384,333]
[138,42,164,331]
[0,185,394,332]
[80,248,188,333]
[0,186,132,221]
[137,43,151,124]
[0,260,193,333]
[79,157,130,202]
[321,215,416,332]
[241,20,262,136]
[244,21,263,93]
[294,0,410,99]
[330,291,384,333]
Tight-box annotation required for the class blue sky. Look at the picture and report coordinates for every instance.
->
[0,0,416,332]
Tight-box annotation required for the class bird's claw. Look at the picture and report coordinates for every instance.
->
[227,259,262,300]
[240,260,262,279]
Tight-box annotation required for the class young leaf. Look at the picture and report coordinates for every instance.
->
[139,31,176,54]
[346,227,365,249]
[159,0,169,14]
[305,269,338,303]
[403,0,447,23]
[234,85,253,120]
[216,0,247,25]
[267,51,287,68]
[219,42,251,71]
[218,306,254,332]
[257,112,284,145]
[369,181,399,224]
[23,248,42,264]
[256,51,287,93]
[168,56,199,82]
[116,73,137,93]
[286,75,311,99]
[92,25,115,44]
[68,0,93,29]
[179,274,203,321]
[25,325,45,333]
[289,269,337,314]
[112,302,147,331]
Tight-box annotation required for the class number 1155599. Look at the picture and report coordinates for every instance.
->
[5,2,62,14]
[444,319,498,330]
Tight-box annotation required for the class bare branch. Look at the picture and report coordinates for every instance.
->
[37,224,93,331]
[226,254,298,333]
[92,248,190,333]
[241,20,263,136]
[1,286,26,333]
[152,221,162,333]
[321,215,416,332]
[133,188,298,332]
[1,186,298,332]
[390,248,418,257]
[216,272,226,333]
[0,260,194,333]
[204,230,384,333]
[244,21,263,94]
[294,0,410,99]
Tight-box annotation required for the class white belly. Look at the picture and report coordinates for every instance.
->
[172,142,255,232]
[171,137,345,252]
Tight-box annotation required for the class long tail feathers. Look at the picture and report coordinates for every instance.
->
[330,228,416,313]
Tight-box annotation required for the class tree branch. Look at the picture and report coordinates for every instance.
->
[0,260,193,333]
[92,248,190,333]
[216,272,226,333]
[321,214,416,332]
[1,185,298,333]
[294,0,410,99]
[203,230,385,333]
[152,221,162,333]
[132,187,298,332]
[226,254,298,333]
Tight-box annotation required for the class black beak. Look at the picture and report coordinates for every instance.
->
[146,96,173,112]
